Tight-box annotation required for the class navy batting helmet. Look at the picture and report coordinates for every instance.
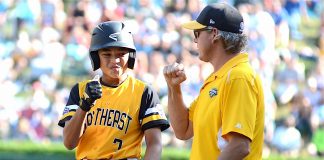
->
[89,21,136,71]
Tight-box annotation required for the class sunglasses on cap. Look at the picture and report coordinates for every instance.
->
[193,26,214,39]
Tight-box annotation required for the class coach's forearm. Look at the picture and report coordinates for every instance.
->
[218,134,250,160]
[218,143,249,160]
[63,108,86,150]
[167,85,191,140]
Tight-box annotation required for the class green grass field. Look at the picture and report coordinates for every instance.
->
[0,140,190,160]
[0,140,323,160]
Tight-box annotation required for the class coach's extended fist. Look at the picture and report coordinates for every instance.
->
[80,75,102,112]
[163,63,187,86]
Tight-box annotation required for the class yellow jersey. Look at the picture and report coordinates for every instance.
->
[189,53,264,159]
[58,76,169,159]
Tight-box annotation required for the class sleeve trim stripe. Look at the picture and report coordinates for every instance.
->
[142,114,164,125]
[58,116,72,127]
[144,112,160,118]
[142,119,170,131]
[70,109,76,112]
[60,112,75,121]
[67,104,79,110]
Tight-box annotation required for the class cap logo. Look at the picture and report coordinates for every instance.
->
[239,22,244,33]
[109,32,121,41]
[209,19,215,25]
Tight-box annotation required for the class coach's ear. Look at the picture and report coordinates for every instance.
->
[212,28,220,43]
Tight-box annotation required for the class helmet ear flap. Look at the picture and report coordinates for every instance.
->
[90,51,100,71]
[127,52,136,69]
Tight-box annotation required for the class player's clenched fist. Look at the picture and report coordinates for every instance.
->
[80,75,102,112]
[163,63,187,86]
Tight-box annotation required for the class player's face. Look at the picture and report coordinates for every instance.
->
[98,47,129,80]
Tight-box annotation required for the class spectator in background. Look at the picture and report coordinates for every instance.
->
[284,0,307,40]
[274,48,304,105]
[148,51,168,96]
[272,115,302,157]
[265,0,290,48]
[303,76,322,107]
[320,12,324,55]
[294,96,314,145]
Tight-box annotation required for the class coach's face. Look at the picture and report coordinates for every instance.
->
[98,47,129,82]
[194,27,216,62]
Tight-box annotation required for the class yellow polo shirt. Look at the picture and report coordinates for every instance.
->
[189,53,264,160]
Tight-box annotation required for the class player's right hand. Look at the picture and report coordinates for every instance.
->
[163,63,187,87]
[80,75,102,112]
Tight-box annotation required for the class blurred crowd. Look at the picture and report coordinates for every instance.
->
[0,0,324,158]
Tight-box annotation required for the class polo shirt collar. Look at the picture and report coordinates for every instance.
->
[203,53,249,86]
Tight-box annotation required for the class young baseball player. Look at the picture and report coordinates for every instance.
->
[163,3,265,160]
[58,21,169,160]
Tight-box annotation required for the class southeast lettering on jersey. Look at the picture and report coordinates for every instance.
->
[86,107,132,134]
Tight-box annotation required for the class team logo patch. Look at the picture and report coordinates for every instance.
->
[209,88,218,98]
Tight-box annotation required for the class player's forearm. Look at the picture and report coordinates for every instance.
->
[143,128,162,160]
[63,108,86,150]
[167,85,190,140]
[143,142,162,160]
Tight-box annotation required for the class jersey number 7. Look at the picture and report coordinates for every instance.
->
[113,138,123,150]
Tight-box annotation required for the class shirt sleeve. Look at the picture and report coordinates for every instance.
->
[139,85,170,131]
[58,83,80,128]
[221,78,258,141]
